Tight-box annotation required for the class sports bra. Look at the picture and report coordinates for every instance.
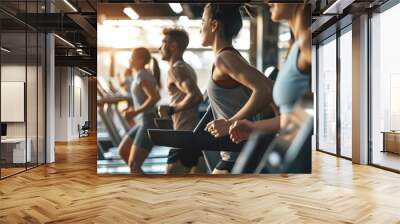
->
[273,41,310,113]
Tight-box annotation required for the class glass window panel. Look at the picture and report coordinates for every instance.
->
[38,32,45,165]
[339,29,352,158]
[317,37,337,154]
[1,30,28,177]
[27,31,38,168]
[370,3,400,171]
[0,1,46,179]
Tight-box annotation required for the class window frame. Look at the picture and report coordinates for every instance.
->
[315,18,353,161]
[367,0,400,173]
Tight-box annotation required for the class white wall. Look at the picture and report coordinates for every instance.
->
[55,67,89,141]
[55,67,69,141]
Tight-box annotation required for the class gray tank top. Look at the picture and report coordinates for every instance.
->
[131,69,157,121]
[207,80,251,120]
[207,48,252,162]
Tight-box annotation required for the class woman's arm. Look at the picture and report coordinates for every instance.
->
[216,51,273,122]
[229,116,280,143]
[252,116,281,133]
[206,51,274,138]
[133,80,160,115]
[297,30,311,74]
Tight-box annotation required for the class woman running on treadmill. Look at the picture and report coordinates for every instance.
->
[201,3,274,174]
[229,3,311,145]
[120,68,134,93]
[119,68,136,127]
[118,47,161,174]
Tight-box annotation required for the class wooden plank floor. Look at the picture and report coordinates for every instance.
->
[1,167,26,177]
[1,135,400,224]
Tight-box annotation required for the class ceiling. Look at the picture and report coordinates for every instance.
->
[311,0,390,42]
[0,0,97,74]
[97,2,265,20]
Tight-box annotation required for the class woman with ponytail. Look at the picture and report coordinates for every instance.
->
[229,3,312,172]
[118,47,161,174]
[200,3,274,174]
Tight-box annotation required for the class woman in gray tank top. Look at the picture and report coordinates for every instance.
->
[200,4,274,174]
[118,47,161,174]
[229,3,311,145]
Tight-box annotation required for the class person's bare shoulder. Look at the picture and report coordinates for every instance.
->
[215,50,246,74]
[170,63,189,82]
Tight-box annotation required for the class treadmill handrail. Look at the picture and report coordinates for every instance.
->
[193,106,213,134]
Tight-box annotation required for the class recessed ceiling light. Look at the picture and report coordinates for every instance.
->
[123,7,139,20]
[169,3,183,14]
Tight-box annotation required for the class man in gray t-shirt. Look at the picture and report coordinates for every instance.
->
[158,28,204,174]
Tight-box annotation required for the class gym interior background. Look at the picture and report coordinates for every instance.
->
[96,3,295,174]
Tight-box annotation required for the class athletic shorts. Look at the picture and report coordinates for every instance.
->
[127,114,156,151]
[167,148,202,168]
